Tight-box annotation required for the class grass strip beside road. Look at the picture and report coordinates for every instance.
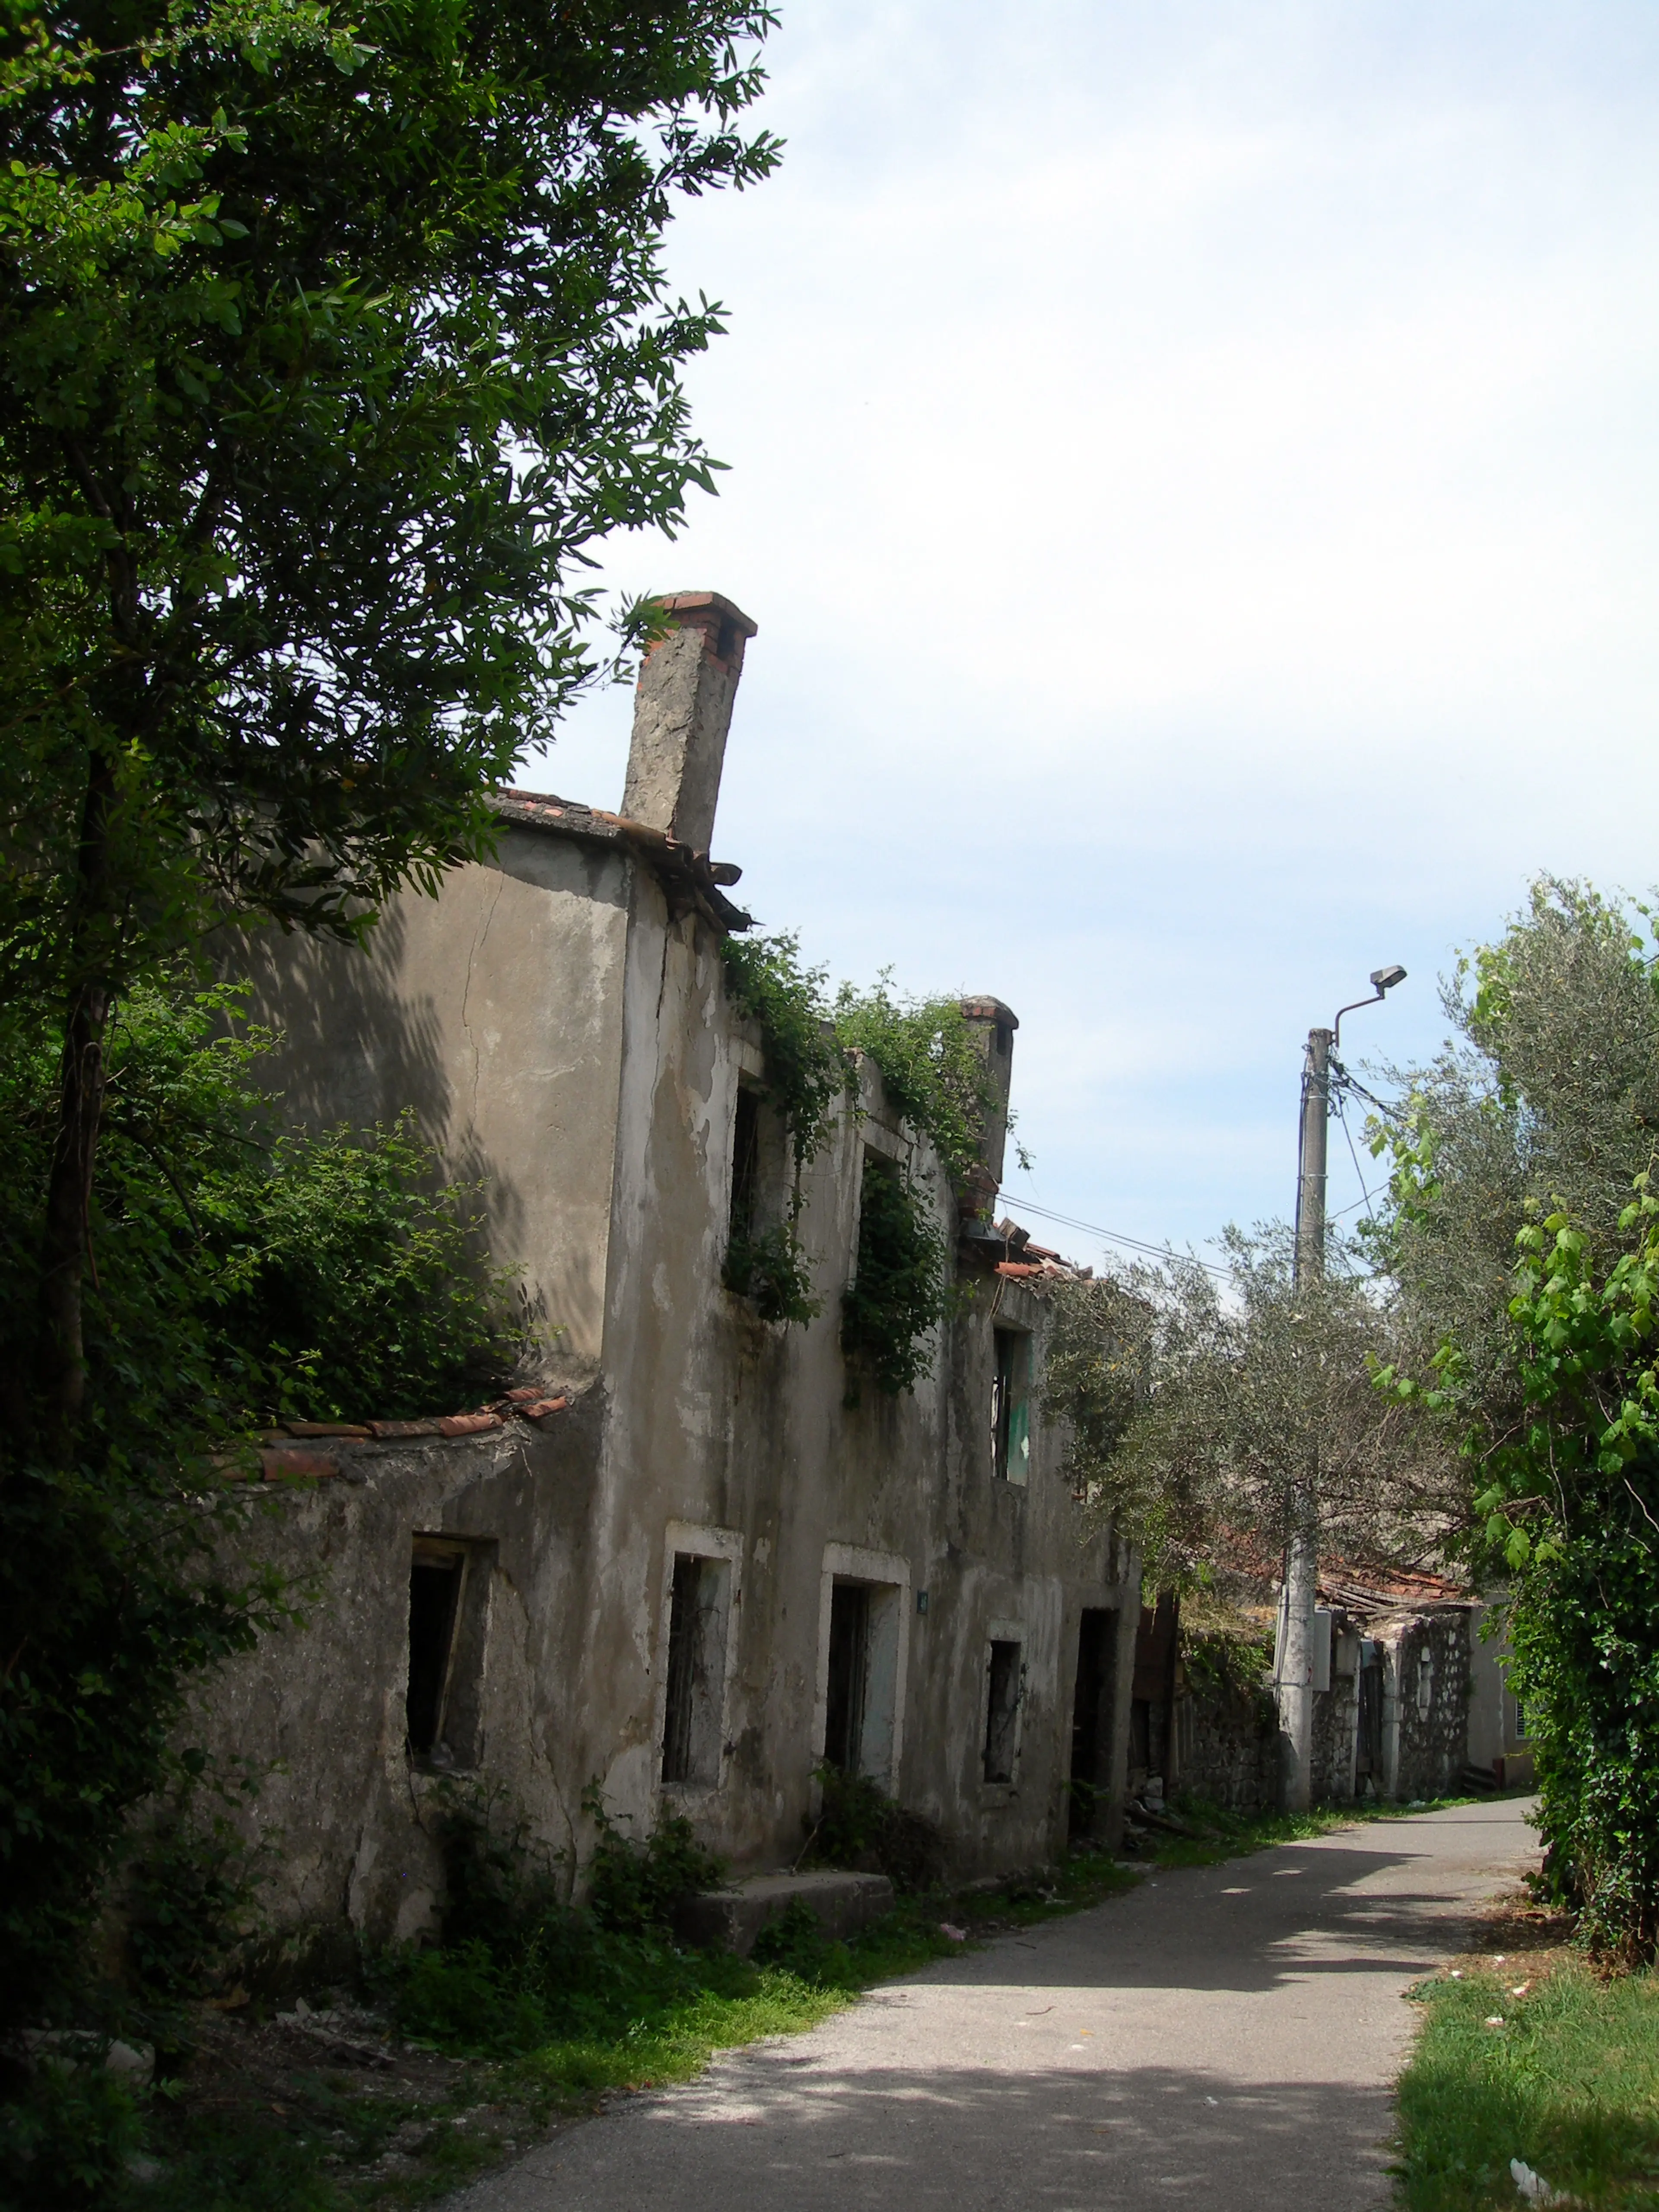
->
[1395,1905,1659,2212]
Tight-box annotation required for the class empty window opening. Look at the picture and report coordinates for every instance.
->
[407,1535,492,1769]
[983,1639,1024,1785]
[661,1553,732,1788]
[1068,1608,1118,1837]
[729,1086,760,1247]
[819,1572,906,1786]
[823,1581,871,1775]
[992,1328,1030,1484]
[1416,1647,1435,1718]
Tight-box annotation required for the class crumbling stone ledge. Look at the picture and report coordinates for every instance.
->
[673,1870,895,1957]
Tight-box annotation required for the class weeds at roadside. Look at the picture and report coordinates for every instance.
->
[1393,1895,1659,2210]
[8,1789,1500,2209]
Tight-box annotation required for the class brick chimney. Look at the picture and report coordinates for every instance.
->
[621,591,758,854]
[957,997,1019,1229]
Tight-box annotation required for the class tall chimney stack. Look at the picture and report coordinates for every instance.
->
[622,591,757,854]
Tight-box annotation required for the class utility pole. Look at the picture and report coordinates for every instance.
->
[1277,969,1406,1814]
[1278,1026,1331,1812]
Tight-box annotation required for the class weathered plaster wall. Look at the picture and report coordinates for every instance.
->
[229,828,632,1384]
[193,1405,603,1946]
[582,876,1135,1883]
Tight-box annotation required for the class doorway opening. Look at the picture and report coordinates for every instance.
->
[1068,1607,1118,1837]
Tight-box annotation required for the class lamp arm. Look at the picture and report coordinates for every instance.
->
[1332,990,1384,1052]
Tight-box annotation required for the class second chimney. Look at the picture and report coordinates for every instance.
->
[621,591,757,854]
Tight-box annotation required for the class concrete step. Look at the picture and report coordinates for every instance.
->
[674,1868,895,1956]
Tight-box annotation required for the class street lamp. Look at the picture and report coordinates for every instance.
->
[1280,963,1407,1812]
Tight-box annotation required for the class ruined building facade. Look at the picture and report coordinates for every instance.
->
[199,593,1138,1946]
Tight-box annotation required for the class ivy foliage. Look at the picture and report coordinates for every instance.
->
[723,1221,820,1327]
[718,933,845,1171]
[718,932,995,1390]
[831,975,993,1185]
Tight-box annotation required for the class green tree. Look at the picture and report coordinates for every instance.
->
[1045,1227,1454,1592]
[1371,879,1659,1960]
[0,0,779,1438]
[0,978,524,2030]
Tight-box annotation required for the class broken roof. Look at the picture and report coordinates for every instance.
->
[490,786,753,934]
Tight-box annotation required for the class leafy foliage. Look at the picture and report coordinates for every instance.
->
[841,1155,950,1398]
[1,0,781,936]
[122,1755,268,2025]
[2,980,522,1430]
[582,1783,726,1936]
[721,934,992,1382]
[1373,879,1659,1961]
[378,1779,729,2061]
[831,977,992,1185]
[801,1765,944,1894]
[1044,1225,1452,1589]
[722,1222,820,1326]
[0,2053,145,2212]
[0,983,522,2035]
[719,932,846,1171]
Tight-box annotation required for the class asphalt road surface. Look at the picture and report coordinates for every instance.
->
[454,1797,1538,2212]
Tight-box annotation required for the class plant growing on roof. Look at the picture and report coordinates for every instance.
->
[719,937,1000,1386]
[832,975,993,1185]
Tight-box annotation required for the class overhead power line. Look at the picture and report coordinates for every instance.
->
[993,1195,1234,1278]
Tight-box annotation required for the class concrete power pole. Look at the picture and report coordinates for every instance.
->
[1279,1025,1332,1813]
[1277,967,1406,1814]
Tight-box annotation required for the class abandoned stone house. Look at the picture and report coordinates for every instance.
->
[1134,1567,1532,1819]
[195,591,1141,1948]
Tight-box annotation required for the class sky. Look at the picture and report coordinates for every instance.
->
[521,0,1659,1274]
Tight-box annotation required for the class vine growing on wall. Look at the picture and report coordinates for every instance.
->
[841,1155,950,1398]
[718,932,999,1390]
[718,933,846,1169]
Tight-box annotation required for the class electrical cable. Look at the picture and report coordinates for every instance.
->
[1336,1102,1379,1225]
[992,1193,1233,1278]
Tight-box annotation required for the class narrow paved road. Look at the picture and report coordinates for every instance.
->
[456,1799,1537,2212]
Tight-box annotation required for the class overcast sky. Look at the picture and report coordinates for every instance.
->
[522,0,1659,1272]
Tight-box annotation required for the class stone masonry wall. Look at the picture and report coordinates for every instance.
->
[1387,1609,1473,1801]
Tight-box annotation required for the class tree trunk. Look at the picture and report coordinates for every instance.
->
[38,747,119,1455]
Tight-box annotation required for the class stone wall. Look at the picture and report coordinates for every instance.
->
[1310,1625,1362,1802]
[1174,1671,1278,1812]
[1385,1609,1473,1801]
